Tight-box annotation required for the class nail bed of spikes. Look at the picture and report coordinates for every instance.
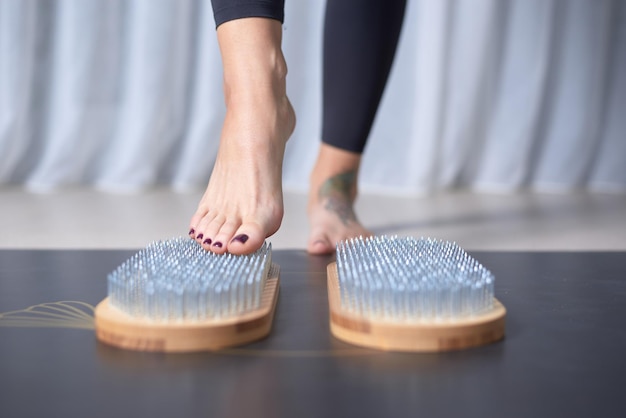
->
[336,236,495,322]
[107,237,272,322]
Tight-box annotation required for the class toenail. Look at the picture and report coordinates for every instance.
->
[188,228,195,235]
[232,234,249,244]
[203,238,212,245]
[196,233,203,240]
[212,241,223,248]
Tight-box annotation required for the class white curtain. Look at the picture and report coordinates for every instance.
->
[1,0,624,195]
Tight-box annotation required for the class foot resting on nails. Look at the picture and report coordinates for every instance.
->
[188,18,295,255]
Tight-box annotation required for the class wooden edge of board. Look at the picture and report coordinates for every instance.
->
[326,262,506,352]
[94,263,280,352]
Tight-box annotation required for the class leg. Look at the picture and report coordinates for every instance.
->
[189,6,295,255]
[308,0,407,254]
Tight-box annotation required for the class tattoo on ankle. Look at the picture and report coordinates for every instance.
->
[319,171,357,226]
[324,198,356,226]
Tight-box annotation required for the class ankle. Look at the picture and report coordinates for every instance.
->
[223,54,288,101]
[310,144,361,186]
[218,18,288,105]
[309,168,360,210]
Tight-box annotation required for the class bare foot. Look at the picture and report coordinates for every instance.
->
[189,18,295,255]
[307,144,372,255]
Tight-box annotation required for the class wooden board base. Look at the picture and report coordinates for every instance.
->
[327,262,506,352]
[95,263,280,352]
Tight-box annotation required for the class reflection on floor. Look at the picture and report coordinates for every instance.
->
[1,187,625,250]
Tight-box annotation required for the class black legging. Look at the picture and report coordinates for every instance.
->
[211,0,407,154]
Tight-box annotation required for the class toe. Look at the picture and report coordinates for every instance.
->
[210,239,227,254]
[194,212,215,246]
[211,220,240,255]
[307,234,335,255]
[202,215,226,252]
[227,222,265,255]
[189,209,208,239]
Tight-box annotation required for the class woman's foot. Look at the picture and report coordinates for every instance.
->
[307,144,371,255]
[189,18,295,255]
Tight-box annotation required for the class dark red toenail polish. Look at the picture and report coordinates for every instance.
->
[232,234,249,244]
[196,233,204,240]
[188,228,195,235]
[212,241,223,248]
[203,238,212,245]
